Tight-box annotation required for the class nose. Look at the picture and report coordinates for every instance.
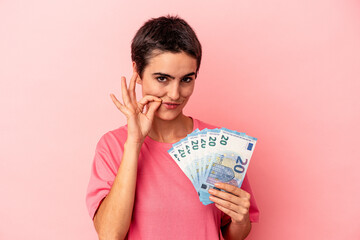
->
[167,82,180,101]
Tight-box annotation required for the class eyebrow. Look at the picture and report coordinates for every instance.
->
[152,72,196,79]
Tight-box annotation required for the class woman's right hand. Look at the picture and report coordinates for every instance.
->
[110,72,162,144]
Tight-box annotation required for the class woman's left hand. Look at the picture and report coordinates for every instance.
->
[208,182,251,224]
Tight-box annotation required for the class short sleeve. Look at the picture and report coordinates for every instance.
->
[85,131,124,220]
[221,174,260,226]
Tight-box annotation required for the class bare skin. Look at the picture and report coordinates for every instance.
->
[92,51,252,240]
[93,72,162,240]
[210,182,252,239]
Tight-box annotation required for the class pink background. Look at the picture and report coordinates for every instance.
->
[1,0,359,239]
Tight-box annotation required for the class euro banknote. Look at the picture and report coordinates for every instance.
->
[168,128,257,205]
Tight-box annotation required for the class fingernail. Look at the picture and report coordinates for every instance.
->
[214,182,221,187]
[208,189,214,194]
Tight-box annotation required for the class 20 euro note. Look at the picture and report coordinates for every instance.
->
[168,144,198,190]
[184,129,201,188]
[198,128,257,205]
[181,134,201,189]
[198,128,222,204]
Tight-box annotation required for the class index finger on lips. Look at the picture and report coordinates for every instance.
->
[137,95,162,112]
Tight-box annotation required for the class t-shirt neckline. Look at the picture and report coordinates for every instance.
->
[144,117,198,147]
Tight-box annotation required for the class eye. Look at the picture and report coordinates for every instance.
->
[157,76,167,82]
[181,77,193,83]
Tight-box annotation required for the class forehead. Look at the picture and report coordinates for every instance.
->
[144,51,197,76]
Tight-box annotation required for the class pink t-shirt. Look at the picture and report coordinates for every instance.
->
[86,118,259,239]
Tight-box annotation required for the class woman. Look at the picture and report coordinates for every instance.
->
[86,15,259,240]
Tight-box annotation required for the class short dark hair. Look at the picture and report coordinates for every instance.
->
[131,15,202,78]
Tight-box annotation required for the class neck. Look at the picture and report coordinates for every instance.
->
[148,114,193,143]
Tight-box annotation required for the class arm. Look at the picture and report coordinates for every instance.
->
[209,182,252,240]
[221,215,251,240]
[93,72,161,240]
[93,141,142,240]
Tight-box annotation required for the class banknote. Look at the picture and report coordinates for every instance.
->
[168,127,257,205]
[169,141,198,190]
[185,129,201,188]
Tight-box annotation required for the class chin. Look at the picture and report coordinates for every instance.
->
[154,110,183,121]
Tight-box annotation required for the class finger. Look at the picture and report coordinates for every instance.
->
[110,93,124,109]
[208,188,242,205]
[137,95,162,112]
[209,195,239,212]
[146,100,162,121]
[214,203,248,224]
[210,193,250,211]
[128,72,138,104]
[215,182,251,199]
[121,76,131,106]
[214,203,239,220]
[110,93,131,116]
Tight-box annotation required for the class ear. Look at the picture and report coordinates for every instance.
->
[132,61,142,85]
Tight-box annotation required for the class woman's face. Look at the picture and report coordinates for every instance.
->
[136,51,197,121]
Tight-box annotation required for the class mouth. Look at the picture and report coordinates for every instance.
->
[162,102,181,110]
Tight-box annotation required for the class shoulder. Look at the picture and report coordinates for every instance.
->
[96,125,128,151]
[92,125,128,171]
[192,117,219,130]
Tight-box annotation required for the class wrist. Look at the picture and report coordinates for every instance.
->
[231,213,251,226]
[124,139,144,149]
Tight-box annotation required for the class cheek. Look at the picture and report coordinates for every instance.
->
[143,85,170,99]
[142,82,161,95]
[182,86,195,98]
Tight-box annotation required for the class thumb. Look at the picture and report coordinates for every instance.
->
[146,99,162,120]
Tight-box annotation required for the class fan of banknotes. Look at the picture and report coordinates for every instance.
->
[168,128,257,205]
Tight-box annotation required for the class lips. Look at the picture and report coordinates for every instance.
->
[163,102,181,110]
